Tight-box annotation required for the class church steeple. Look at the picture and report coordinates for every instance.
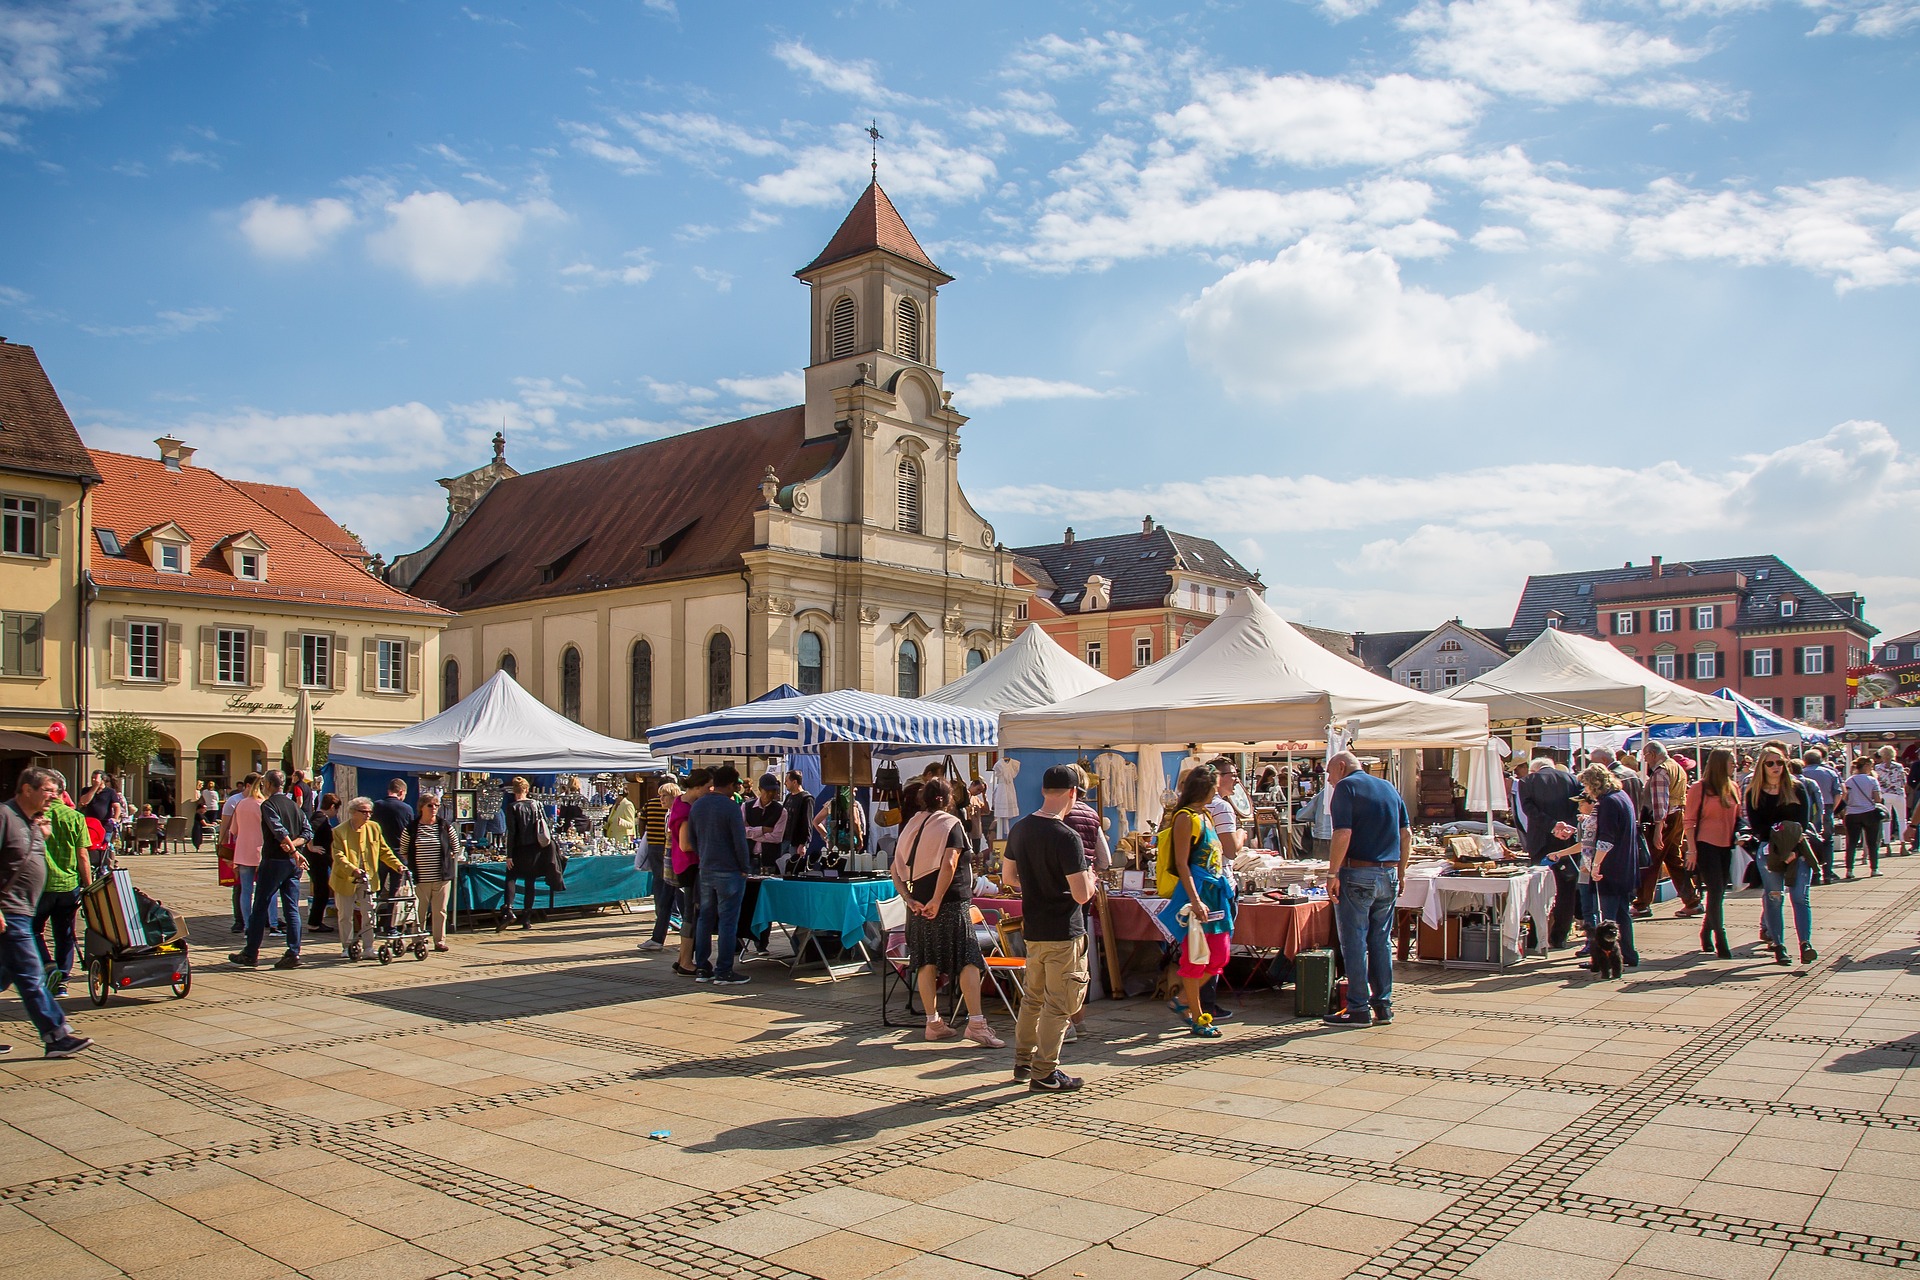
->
[797,181,951,283]
[796,182,950,395]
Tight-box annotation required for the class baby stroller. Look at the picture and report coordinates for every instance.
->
[80,868,191,1004]
[372,872,432,964]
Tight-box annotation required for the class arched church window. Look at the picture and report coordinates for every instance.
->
[499,652,517,679]
[630,640,653,737]
[966,648,986,672]
[560,645,582,722]
[797,630,825,696]
[707,632,733,713]
[895,296,921,363]
[897,457,922,534]
[829,295,857,360]
[442,658,460,711]
[897,638,921,699]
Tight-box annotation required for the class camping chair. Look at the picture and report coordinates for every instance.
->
[978,908,1026,1018]
[161,817,192,855]
[878,895,918,1026]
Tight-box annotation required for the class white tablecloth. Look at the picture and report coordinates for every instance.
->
[1398,862,1554,956]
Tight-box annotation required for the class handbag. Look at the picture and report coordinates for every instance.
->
[1183,904,1209,966]
[217,854,237,888]
[533,804,553,848]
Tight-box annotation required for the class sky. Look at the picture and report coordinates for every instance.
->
[3,0,1917,639]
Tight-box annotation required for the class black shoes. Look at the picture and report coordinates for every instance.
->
[1028,1070,1083,1093]
[1800,944,1818,963]
[228,952,259,967]
[1772,945,1791,966]
[711,973,750,986]
[273,952,303,970]
[1012,1064,1032,1083]
[1321,1012,1371,1028]
[45,1035,94,1059]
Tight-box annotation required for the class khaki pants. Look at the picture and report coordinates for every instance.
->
[417,879,450,945]
[1014,937,1089,1080]
[337,884,375,955]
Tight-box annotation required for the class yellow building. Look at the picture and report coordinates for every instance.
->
[86,438,450,809]
[388,182,1022,735]
[0,340,97,791]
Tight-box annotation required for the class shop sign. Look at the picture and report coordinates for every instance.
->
[222,693,329,716]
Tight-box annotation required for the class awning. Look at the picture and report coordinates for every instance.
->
[0,729,84,755]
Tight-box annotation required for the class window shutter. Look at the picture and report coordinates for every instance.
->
[1684,610,1694,632]
[109,618,127,681]
[1824,695,1834,722]
[1685,653,1697,679]
[40,498,60,556]
[1743,649,1754,677]
[406,640,422,695]
[284,631,301,690]
[1769,647,1781,676]
[1714,650,1725,680]
[332,634,349,690]
[1793,647,1805,675]
[21,613,42,677]
[165,623,182,684]
[362,637,378,693]
[1635,611,1645,634]
[199,626,216,684]
[1823,644,1834,673]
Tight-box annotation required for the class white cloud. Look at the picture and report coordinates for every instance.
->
[772,39,907,104]
[1182,238,1541,397]
[619,111,785,162]
[237,196,357,260]
[0,0,183,111]
[79,306,225,340]
[963,89,1074,139]
[562,122,652,175]
[1164,72,1484,169]
[745,124,995,207]
[1628,177,1920,291]
[1427,147,1628,253]
[716,371,804,410]
[367,191,560,287]
[949,374,1128,409]
[559,249,654,289]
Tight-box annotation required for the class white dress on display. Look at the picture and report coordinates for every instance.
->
[1093,751,1136,836]
[988,758,1022,836]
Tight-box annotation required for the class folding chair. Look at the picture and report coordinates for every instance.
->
[161,817,192,855]
[978,908,1026,1019]
[878,895,918,1026]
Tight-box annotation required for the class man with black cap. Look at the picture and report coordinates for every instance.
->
[999,764,1097,1093]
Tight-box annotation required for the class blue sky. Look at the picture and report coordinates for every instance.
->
[4,0,1917,637]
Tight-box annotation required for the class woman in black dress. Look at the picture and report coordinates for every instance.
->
[500,776,562,931]
[890,777,1003,1047]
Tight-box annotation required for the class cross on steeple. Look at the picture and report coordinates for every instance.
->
[866,119,883,179]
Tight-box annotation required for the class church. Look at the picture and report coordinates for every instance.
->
[386,182,1020,736]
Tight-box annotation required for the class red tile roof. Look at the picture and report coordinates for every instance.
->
[0,341,101,484]
[233,479,370,563]
[87,449,450,616]
[405,407,845,611]
[798,182,950,282]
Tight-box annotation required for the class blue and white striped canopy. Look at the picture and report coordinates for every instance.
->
[647,687,999,757]
[1623,687,1830,748]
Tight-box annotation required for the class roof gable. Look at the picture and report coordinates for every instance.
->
[0,342,101,485]
[798,182,950,281]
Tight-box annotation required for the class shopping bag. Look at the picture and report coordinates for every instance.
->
[217,854,237,887]
[1183,906,1209,966]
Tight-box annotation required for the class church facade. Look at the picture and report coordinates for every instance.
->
[388,183,1020,736]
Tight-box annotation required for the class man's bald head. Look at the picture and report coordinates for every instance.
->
[1590,747,1615,766]
[1327,750,1363,785]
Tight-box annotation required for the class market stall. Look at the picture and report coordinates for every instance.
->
[1443,627,1729,727]
[1399,860,1554,970]
[1622,687,1830,749]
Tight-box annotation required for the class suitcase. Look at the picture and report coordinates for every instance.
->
[1294,948,1337,1017]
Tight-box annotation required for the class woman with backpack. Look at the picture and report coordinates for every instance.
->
[1156,763,1236,1038]
[1746,744,1817,966]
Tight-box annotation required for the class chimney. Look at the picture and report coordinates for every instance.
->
[1142,515,1155,535]
[155,436,196,471]
[1650,555,1663,579]
[1063,526,1075,546]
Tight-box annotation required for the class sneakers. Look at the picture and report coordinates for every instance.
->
[964,1020,1005,1048]
[1012,1064,1032,1083]
[0,1043,10,1056]
[925,1019,959,1041]
[273,952,303,970]
[637,939,664,952]
[1028,1070,1083,1093]
[711,972,750,986]
[227,952,260,967]
[1062,1022,1079,1043]
[45,1035,94,1059]
[1321,1011,1371,1028]
[693,970,714,983]
[1207,1007,1236,1023]
[1372,1009,1395,1025]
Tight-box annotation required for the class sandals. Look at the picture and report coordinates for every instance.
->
[1185,1013,1221,1038]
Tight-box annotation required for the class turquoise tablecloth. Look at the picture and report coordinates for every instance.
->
[456,855,653,913]
[749,876,896,939]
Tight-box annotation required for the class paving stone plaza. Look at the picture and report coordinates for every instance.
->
[2,853,1916,1280]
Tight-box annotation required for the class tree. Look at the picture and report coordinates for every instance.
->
[280,728,331,772]
[92,712,160,776]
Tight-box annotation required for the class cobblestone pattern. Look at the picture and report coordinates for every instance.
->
[1554,1193,1920,1270]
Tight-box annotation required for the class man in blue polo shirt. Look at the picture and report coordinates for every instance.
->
[1322,750,1411,1028]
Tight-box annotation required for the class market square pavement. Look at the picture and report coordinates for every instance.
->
[1,852,1916,1280]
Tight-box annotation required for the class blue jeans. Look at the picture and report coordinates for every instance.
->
[646,845,679,944]
[693,870,746,978]
[1334,865,1398,1017]
[1576,881,1600,939]
[0,913,71,1045]
[1596,888,1639,965]
[243,860,303,957]
[1760,854,1813,948]
[236,865,256,929]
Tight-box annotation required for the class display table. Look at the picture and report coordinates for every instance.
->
[456,855,653,915]
[749,876,897,979]
[1398,862,1553,968]
[971,894,1332,958]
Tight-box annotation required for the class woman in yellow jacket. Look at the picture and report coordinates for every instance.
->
[331,796,406,961]
[606,790,638,843]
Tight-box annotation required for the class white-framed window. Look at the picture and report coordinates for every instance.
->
[157,542,185,573]
[1614,611,1636,635]
[1,611,44,677]
[1546,617,1562,629]
[236,551,262,580]
[1442,669,1461,687]
[1653,608,1676,632]
[300,633,331,688]
[1887,645,1903,662]
[1086,641,1104,670]
[1801,646,1826,675]
[1780,599,1796,617]
[1407,670,1424,689]
[1695,605,1716,629]
[1695,651,1717,680]
[128,621,163,681]
[1751,697,1775,712]
[1799,696,1826,721]
[1,494,41,557]
[1653,653,1678,679]
[215,628,249,685]
[1752,649,1774,677]
[1135,636,1153,668]
[377,639,406,692]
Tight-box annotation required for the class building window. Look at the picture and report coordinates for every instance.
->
[499,651,518,679]
[1442,668,1461,687]
[1086,641,1103,671]
[1752,649,1774,677]
[443,658,460,711]
[1407,670,1424,689]
[1614,612,1636,635]
[630,640,653,736]
[559,645,581,720]
[1,611,44,677]
[236,551,262,580]
[707,632,733,713]
[1695,605,1716,629]
[216,628,249,685]
[129,621,163,682]
[1,495,40,557]
[300,634,332,688]
[1801,646,1826,675]
[1780,599,1796,617]
[1653,609,1675,633]
[895,296,921,363]
[1799,696,1827,721]
[1653,653,1677,679]
[828,294,857,360]
[797,630,824,695]
[896,458,922,534]
[897,638,921,698]
[157,542,185,574]
[1696,651,1717,680]
[1751,697,1775,712]
[1135,636,1153,669]
[377,639,406,693]
[1546,617,1562,629]
[1014,601,1028,621]
[1886,645,1902,662]
[967,647,987,672]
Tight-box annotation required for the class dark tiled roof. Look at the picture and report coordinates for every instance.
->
[405,407,842,611]
[0,342,100,484]
[1010,526,1258,613]
[798,182,950,281]
[1509,556,1874,646]
[1352,630,1429,677]
[1877,628,1920,648]
[1296,624,1361,664]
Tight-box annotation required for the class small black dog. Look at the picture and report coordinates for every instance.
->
[1589,921,1623,980]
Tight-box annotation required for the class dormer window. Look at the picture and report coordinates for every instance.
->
[219,532,268,581]
[237,552,262,580]
[157,542,185,574]
[1780,598,1796,618]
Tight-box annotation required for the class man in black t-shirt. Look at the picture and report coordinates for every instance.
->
[1000,765,1096,1093]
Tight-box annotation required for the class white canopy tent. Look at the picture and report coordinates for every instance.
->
[329,670,666,774]
[1444,627,1729,725]
[999,590,1490,751]
[921,623,1113,714]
